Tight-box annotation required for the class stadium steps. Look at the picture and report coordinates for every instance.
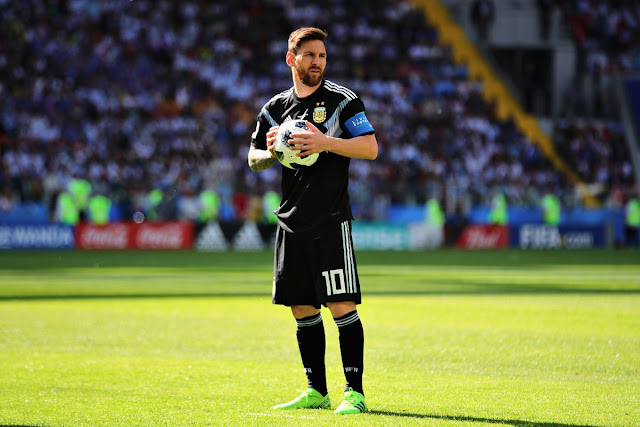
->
[411,0,599,207]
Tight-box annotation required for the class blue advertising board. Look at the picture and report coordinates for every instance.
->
[0,225,75,249]
[350,223,443,250]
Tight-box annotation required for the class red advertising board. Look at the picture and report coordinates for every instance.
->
[76,223,129,249]
[76,222,194,250]
[455,225,509,249]
[134,222,194,249]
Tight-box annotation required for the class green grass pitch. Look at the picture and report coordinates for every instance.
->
[0,249,638,426]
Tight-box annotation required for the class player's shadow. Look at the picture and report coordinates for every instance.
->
[369,410,600,427]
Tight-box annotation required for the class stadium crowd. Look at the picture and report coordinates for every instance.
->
[0,0,635,223]
[553,119,634,206]
[562,0,640,75]
[555,0,637,203]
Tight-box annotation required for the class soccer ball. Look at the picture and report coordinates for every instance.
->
[274,120,319,169]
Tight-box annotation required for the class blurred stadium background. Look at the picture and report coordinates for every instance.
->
[1,0,640,251]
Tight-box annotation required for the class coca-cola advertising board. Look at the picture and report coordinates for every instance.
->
[455,225,509,249]
[134,222,193,249]
[76,222,194,250]
[76,223,130,249]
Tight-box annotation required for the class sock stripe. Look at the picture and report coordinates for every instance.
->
[334,311,360,328]
[296,313,323,328]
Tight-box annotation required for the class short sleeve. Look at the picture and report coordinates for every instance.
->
[250,111,271,149]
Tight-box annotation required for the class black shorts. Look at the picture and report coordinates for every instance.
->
[272,220,361,308]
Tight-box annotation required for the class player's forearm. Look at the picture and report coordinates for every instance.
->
[326,134,378,160]
[248,148,276,172]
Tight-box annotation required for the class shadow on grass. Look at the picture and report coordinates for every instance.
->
[1,286,640,301]
[369,410,600,427]
[1,249,639,270]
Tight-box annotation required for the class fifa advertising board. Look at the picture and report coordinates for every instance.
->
[512,224,607,249]
[76,222,194,250]
[455,224,607,249]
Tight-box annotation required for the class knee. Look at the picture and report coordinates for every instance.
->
[291,305,320,319]
[327,301,357,318]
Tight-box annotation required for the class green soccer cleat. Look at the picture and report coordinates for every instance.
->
[334,388,367,414]
[273,388,331,410]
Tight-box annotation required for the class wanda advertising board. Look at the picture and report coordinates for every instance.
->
[76,222,194,250]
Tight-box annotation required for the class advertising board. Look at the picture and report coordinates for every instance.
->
[76,222,193,250]
[0,224,74,249]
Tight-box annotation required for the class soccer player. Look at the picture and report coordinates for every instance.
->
[248,27,378,415]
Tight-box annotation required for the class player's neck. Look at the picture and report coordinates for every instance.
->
[293,79,322,99]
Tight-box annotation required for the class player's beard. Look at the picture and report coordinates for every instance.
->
[294,61,323,87]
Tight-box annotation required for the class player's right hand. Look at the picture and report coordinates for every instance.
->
[267,126,279,157]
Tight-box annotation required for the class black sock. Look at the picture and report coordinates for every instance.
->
[295,312,327,396]
[334,310,364,395]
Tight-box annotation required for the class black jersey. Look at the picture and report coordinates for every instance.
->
[251,79,375,234]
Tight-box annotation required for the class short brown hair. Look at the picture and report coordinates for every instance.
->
[287,27,328,54]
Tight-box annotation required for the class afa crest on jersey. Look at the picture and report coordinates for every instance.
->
[313,102,326,123]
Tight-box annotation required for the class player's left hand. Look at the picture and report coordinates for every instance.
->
[289,121,329,157]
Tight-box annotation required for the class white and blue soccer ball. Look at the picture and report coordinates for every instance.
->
[274,120,319,169]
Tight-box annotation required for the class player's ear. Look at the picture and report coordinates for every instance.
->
[286,51,295,67]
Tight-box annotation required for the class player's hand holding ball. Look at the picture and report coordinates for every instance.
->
[273,120,320,169]
[266,126,279,157]
[289,121,326,156]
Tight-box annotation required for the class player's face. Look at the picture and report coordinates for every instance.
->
[292,40,326,87]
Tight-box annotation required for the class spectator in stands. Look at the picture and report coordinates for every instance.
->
[144,189,164,222]
[0,187,15,213]
[470,0,496,44]
[54,191,79,226]
[537,0,555,40]
[488,193,508,225]
[542,193,561,225]
[199,189,221,224]
[88,193,112,225]
[626,195,640,248]
[562,1,640,75]
[425,198,445,227]
[553,120,635,204]
[261,189,281,225]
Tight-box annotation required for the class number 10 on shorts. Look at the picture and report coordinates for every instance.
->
[322,269,346,295]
